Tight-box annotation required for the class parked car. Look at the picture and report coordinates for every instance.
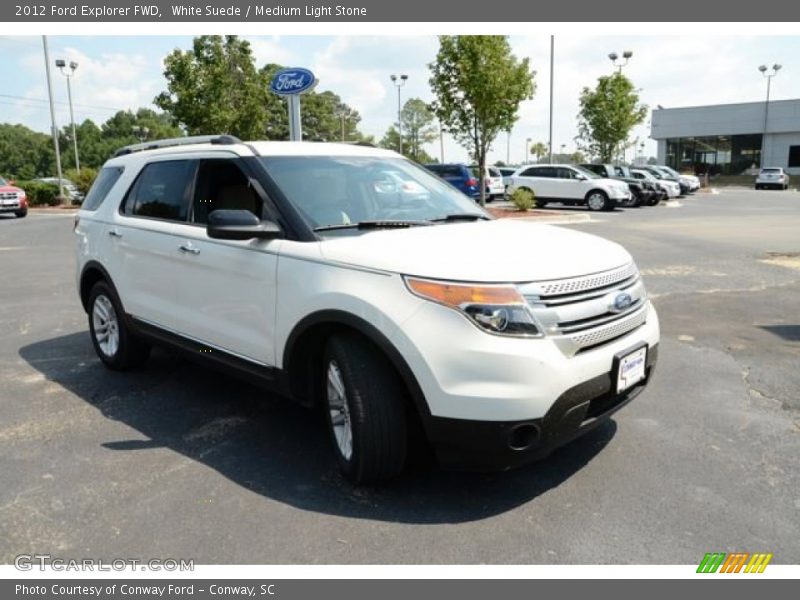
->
[580,163,655,207]
[755,167,791,190]
[506,164,632,211]
[633,168,681,199]
[423,163,480,200]
[75,135,659,483]
[655,166,700,193]
[497,166,517,187]
[36,177,84,203]
[0,176,28,218]
[470,165,505,201]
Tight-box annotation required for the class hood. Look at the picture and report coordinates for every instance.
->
[319,219,632,283]
[0,185,23,194]
[596,177,630,191]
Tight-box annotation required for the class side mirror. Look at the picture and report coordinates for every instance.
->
[207,209,283,241]
[575,174,586,181]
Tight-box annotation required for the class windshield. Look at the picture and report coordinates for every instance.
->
[660,166,680,177]
[0,177,7,186]
[632,170,656,182]
[261,156,487,232]
[761,168,781,173]
[572,165,601,179]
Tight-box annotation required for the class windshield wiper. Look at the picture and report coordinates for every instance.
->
[314,219,434,232]
[430,213,490,222]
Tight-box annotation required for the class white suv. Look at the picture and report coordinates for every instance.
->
[506,164,632,211]
[74,136,659,483]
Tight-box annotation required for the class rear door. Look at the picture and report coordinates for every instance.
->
[107,159,195,330]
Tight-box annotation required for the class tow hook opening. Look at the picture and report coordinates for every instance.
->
[508,423,540,451]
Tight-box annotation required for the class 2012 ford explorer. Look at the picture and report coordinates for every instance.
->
[74,136,660,483]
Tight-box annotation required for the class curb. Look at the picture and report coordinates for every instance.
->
[29,207,79,214]
[516,213,592,224]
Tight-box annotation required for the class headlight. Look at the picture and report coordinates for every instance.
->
[404,277,541,337]
[16,191,26,199]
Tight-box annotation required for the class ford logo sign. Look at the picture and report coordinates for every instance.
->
[610,292,633,313]
[270,68,317,96]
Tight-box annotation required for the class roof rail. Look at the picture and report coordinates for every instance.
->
[112,134,243,158]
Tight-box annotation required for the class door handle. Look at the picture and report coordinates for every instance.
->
[108,228,122,238]
[179,244,200,255]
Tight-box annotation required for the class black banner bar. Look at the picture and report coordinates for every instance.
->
[2,0,797,22]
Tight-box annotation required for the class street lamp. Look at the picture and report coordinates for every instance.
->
[55,59,80,173]
[132,125,150,143]
[525,137,532,163]
[608,50,633,74]
[389,74,408,155]
[758,63,782,168]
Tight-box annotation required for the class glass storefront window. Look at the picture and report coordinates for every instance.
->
[664,134,762,175]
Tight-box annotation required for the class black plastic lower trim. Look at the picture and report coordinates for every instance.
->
[426,343,659,471]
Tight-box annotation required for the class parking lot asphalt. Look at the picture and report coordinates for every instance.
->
[1,190,799,565]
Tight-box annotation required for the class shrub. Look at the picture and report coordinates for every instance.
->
[15,181,62,206]
[510,187,535,211]
[64,167,98,197]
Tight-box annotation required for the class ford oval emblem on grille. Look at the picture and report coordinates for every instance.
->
[611,292,633,313]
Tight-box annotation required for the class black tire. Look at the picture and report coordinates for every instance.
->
[585,190,610,212]
[322,334,408,483]
[15,210,27,218]
[755,184,761,190]
[88,281,151,371]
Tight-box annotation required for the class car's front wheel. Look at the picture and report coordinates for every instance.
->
[88,281,151,371]
[586,190,611,211]
[15,210,27,218]
[323,334,408,483]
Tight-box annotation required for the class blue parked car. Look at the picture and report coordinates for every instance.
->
[423,163,480,200]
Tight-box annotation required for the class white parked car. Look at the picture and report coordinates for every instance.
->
[755,167,791,190]
[506,164,632,211]
[631,168,680,199]
[74,136,659,483]
[656,166,700,193]
[471,165,506,200]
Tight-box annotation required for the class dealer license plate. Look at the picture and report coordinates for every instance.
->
[617,346,647,393]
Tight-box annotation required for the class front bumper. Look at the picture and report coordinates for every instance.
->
[428,344,658,470]
[0,203,23,213]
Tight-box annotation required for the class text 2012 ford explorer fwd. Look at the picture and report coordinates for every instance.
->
[74,136,660,483]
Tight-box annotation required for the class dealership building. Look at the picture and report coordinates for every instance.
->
[650,98,800,175]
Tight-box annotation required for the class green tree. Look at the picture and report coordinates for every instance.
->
[570,150,587,164]
[530,141,548,163]
[379,126,435,163]
[398,98,437,162]
[576,73,647,163]
[429,35,535,205]
[0,124,54,180]
[155,35,269,138]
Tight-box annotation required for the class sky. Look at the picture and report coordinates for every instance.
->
[1,34,800,165]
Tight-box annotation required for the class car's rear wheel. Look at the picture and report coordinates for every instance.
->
[323,334,407,483]
[88,281,151,371]
[585,190,610,211]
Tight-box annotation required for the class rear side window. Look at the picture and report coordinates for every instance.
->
[81,167,123,211]
[123,160,194,221]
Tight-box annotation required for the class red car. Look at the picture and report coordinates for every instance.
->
[0,177,27,218]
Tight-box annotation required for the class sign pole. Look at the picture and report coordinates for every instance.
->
[288,95,302,141]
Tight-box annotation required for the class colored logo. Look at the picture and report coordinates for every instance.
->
[606,291,633,313]
[696,552,773,574]
[270,68,317,96]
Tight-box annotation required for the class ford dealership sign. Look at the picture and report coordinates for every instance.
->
[270,68,317,96]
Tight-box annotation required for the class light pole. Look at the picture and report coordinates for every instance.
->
[758,64,781,168]
[55,58,80,173]
[389,74,408,155]
[608,50,633,74]
[548,35,554,163]
[42,37,64,200]
[132,125,150,143]
[525,137,532,163]
[560,143,566,159]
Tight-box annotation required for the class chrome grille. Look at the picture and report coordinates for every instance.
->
[0,192,19,201]
[518,262,649,355]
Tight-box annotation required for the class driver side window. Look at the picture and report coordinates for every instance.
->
[191,159,262,225]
